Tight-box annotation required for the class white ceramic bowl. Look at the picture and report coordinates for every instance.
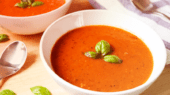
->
[0,0,72,35]
[40,10,167,95]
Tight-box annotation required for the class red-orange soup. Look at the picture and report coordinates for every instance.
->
[0,0,65,17]
[51,25,153,92]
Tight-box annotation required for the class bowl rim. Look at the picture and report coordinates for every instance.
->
[0,0,72,19]
[40,9,167,94]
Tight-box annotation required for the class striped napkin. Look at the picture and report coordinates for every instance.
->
[89,0,170,64]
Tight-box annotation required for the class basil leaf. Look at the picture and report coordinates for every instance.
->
[95,40,111,56]
[31,1,44,7]
[28,0,35,5]
[15,2,28,8]
[104,55,122,63]
[84,51,98,59]
[0,89,16,95]
[30,86,51,95]
[15,0,43,8]
[0,34,9,42]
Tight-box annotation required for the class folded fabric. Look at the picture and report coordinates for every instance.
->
[89,0,170,64]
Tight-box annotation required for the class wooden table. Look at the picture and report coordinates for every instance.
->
[0,0,170,95]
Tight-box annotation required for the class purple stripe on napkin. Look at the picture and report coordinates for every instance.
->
[163,40,170,50]
[88,0,106,9]
[164,0,170,5]
[118,0,170,50]
[119,0,170,29]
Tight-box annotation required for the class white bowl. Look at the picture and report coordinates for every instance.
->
[0,0,72,35]
[40,10,167,95]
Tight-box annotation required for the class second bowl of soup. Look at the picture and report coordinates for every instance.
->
[0,0,72,35]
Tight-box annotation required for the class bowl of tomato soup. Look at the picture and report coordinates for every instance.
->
[40,10,167,95]
[0,0,72,35]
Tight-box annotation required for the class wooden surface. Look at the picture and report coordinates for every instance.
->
[0,0,170,95]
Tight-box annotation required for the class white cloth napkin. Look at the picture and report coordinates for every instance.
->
[89,0,170,64]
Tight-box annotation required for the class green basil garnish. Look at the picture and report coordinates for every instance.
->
[84,51,98,59]
[95,40,111,56]
[0,34,9,42]
[84,40,122,64]
[15,2,28,8]
[104,55,122,63]
[0,89,16,95]
[32,1,44,7]
[28,0,35,5]
[15,0,44,8]
[30,86,51,95]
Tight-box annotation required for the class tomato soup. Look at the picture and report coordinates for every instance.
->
[0,0,65,17]
[51,25,153,92]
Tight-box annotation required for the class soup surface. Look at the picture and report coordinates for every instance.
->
[0,0,65,17]
[51,25,153,92]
